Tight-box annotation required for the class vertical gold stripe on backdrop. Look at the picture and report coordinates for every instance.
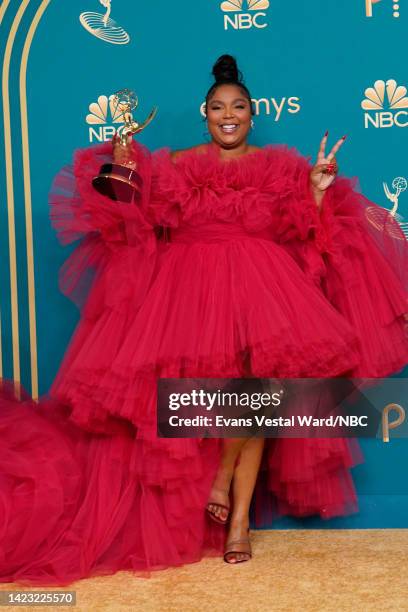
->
[20,0,52,400]
[0,0,12,25]
[0,0,13,380]
[2,1,32,386]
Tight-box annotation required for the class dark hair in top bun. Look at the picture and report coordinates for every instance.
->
[205,54,254,115]
[212,54,242,83]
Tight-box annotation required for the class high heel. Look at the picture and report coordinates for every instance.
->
[206,500,230,525]
[223,528,251,563]
[206,487,231,525]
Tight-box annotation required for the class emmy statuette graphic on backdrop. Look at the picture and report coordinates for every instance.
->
[92,88,158,203]
[80,0,130,44]
[365,176,408,239]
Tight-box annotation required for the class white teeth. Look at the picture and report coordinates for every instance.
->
[220,124,238,132]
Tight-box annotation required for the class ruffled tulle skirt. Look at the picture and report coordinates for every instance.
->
[51,229,364,431]
[0,231,369,585]
[0,381,228,585]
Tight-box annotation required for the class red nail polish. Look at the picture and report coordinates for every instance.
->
[342,135,347,140]
[324,130,328,137]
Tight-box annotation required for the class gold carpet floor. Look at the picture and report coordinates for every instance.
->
[1,529,407,612]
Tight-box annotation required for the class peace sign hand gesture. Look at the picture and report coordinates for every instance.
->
[309,132,347,192]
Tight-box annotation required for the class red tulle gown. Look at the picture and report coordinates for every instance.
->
[1,141,408,586]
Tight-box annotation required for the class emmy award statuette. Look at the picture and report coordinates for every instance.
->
[92,88,157,203]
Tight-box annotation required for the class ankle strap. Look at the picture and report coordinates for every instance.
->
[225,538,250,546]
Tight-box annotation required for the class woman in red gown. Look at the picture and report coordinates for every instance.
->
[1,54,408,583]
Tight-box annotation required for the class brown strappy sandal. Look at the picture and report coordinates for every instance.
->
[223,529,252,563]
[206,500,230,525]
[206,487,231,525]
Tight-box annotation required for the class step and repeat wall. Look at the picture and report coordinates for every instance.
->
[1,1,407,526]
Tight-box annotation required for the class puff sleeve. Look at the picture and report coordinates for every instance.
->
[147,147,184,228]
[266,144,408,375]
[48,141,157,315]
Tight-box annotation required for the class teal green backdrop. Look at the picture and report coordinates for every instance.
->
[1,0,407,528]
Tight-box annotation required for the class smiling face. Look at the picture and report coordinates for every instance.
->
[206,83,252,149]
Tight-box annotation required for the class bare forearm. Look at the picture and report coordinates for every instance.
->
[310,185,325,212]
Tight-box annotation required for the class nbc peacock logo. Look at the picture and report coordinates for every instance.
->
[80,0,130,45]
[361,80,408,128]
[220,0,270,30]
[86,95,124,142]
